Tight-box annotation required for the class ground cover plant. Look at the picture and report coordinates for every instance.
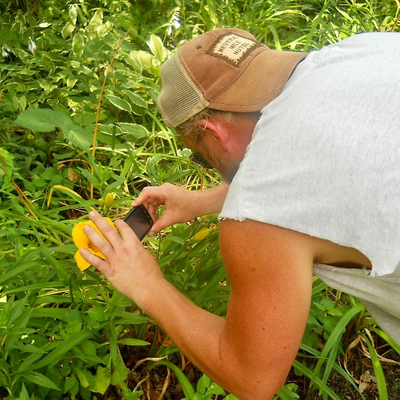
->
[0,0,400,398]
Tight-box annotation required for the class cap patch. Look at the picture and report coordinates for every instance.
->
[207,33,261,67]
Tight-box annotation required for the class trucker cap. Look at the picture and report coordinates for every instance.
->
[157,28,307,127]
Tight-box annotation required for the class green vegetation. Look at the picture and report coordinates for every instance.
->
[0,0,399,398]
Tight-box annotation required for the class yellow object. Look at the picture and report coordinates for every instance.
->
[72,217,116,271]
[104,192,115,208]
[192,228,211,242]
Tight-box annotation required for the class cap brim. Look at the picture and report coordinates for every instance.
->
[209,49,307,112]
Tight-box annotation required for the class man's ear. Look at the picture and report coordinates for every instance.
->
[197,118,230,150]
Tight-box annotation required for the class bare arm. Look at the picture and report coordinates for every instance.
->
[80,213,315,399]
[132,182,229,235]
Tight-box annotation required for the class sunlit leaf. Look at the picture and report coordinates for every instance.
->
[125,90,148,108]
[62,22,75,38]
[105,95,132,112]
[148,34,168,62]
[118,338,150,346]
[72,32,84,57]
[118,122,149,139]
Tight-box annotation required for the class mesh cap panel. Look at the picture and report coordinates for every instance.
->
[157,56,209,127]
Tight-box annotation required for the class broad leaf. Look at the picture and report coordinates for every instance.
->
[93,366,111,394]
[118,123,149,139]
[15,109,91,150]
[105,95,132,112]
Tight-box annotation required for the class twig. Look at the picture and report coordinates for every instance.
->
[158,366,171,400]
[90,28,131,199]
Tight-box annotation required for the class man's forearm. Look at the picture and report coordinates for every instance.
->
[139,276,276,400]
[198,182,229,216]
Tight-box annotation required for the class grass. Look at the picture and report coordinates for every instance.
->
[1,0,400,398]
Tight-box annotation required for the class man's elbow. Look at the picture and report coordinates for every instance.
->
[222,368,288,400]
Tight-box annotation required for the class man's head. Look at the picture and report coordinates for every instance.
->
[157,28,306,181]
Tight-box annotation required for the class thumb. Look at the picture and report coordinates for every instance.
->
[148,214,174,235]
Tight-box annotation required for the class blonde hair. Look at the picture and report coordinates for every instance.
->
[176,109,234,138]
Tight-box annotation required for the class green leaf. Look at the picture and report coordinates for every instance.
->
[62,22,75,38]
[81,340,97,357]
[24,371,60,390]
[19,384,30,400]
[93,366,111,394]
[125,90,148,109]
[110,353,129,385]
[15,109,64,132]
[370,327,400,355]
[14,109,91,150]
[0,371,8,387]
[105,95,132,112]
[117,338,150,346]
[72,32,84,57]
[118,123,149,139]
[64,374,79,394]
[115,311,151,325]
[148,35,168,62]
[74,368,90,389]
[87,306,107,322]
[0,261,43,286]
[59,122,92,151]
[69,5,78,24]
[197,375,211,394]
[88,10,103,33]
[364,336,388,399]
[312,304,364,390]
[292,360,340,400]
[128,50,153,71]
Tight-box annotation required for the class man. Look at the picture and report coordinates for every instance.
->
[79,28,400,399]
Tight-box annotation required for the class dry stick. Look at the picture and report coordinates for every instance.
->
[361,329,400,366]
[89,29,131,199]
[131,370,150,394]
[158,367,171,400]
[146,377,152,400]
[391,13,400,31]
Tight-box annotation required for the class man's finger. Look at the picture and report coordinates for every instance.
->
[114,219,143,242]
[83,224,114,257]
[79,248,108,271]
[88,211,120,243]
[132,186,156,206]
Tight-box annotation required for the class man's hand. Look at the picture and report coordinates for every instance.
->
[79,211,164,310]
[132,183,229,235]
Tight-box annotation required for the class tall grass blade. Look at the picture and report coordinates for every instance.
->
[292,360,340,400]
[363,335,388,399]
[370,327,400,356]
[154,360,195,399]
[299,343,365,398]
[311,304,364,389]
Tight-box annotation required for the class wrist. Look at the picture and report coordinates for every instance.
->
[137,276,178,317]
[198,183,229,215]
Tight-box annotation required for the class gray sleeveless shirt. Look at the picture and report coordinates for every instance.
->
[220,32,400,344]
